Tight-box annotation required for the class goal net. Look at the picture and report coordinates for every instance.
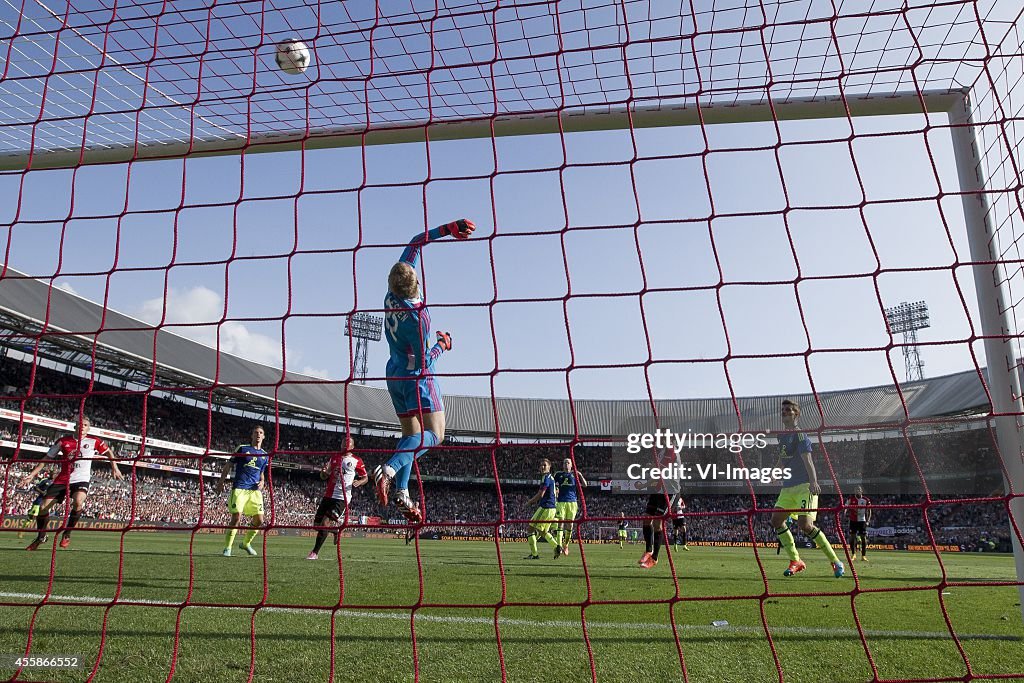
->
[0,0,1023,681]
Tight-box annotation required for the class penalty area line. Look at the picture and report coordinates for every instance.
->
[0,591,1018,642]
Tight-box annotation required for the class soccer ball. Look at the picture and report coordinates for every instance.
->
[275,39,310,75]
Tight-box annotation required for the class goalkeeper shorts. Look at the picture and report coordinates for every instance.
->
[387,376,444,418]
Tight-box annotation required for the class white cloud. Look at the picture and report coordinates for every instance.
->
[56,281,78,296]
[137,286,283,368]
[138,285,221,326]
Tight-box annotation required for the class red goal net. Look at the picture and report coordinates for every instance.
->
[0,0,1023,681]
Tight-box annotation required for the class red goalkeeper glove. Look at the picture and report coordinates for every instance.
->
[438,218,475,240]
[435,331,453,352]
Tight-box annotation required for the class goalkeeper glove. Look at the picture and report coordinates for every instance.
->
[438,218,475,240]
[435,331,453,352]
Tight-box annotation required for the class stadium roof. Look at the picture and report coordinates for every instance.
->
[0,271,994,438]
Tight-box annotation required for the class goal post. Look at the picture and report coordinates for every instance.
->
[0,90,966,172]
[948,94,1024,621]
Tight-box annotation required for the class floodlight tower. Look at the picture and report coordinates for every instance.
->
[345,313,383,384]
[884,301,931,382]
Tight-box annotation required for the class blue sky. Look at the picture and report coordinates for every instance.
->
[0,0,1011,403]
[0,110,991,401]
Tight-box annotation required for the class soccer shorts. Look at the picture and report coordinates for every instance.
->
[774,483,817,522]
[673,517,686,530]
[530,507,558,535]
[618,530,627,540]
[555,501,578,524]
[850,520,867,536]
[42,482,89,504]
[314,497,349,524]
[387,376,444,418]
[228,489,265,517]
[645,493,672,517]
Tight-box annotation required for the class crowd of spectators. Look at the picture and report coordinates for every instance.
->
[1,462,1013,551]
[0,356,1015,551]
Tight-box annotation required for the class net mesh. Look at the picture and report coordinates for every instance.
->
[0,0,1023,681]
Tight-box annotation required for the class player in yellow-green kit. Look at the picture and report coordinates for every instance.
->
[617,513,628,548]
[553,457,587,558]
[772,399,844,578]
[218,424,270,557]
[18,471,53,539]
[524,459,558,560]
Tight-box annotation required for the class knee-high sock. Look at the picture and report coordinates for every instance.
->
[63,510,82,538]
[225,528,239,549]
[808,527,839,563]
[243,528,259,546]
[36,512,49,539]
[643,523,654,553]
[652,530,664,561]
[528,533,539,556]
[776,526,800,562]
[313,530,329,554]
[860,532,867,557]
[386,431,440,491]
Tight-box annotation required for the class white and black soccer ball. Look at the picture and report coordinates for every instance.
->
[275,39,310,75]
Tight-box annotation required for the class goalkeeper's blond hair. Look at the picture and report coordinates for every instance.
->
[389,262,419,299]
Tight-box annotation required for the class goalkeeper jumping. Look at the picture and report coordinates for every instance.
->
[372,218,476,523]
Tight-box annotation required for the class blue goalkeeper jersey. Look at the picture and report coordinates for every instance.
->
[384,291,435,379]
[232,446,269,491]
[554,471,577,503]
[384,226,448,379]
[538,473,556,509]
[777,432,813,487]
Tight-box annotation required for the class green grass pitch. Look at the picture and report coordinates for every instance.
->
[0,531,1021,682]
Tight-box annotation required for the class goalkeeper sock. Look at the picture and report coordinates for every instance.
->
[776,526,800,562]
[808,527,839,563]
[225,528,238,549]
[313,530,328,554]
[643,523,653,553]
[243,529,259,546]
[528,533,539,556]
[387,431,440,491]
[652,530,664,560]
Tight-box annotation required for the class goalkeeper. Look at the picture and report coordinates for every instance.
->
[372,219,476,524]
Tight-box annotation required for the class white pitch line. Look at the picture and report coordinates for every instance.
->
[0,592,1018,641]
